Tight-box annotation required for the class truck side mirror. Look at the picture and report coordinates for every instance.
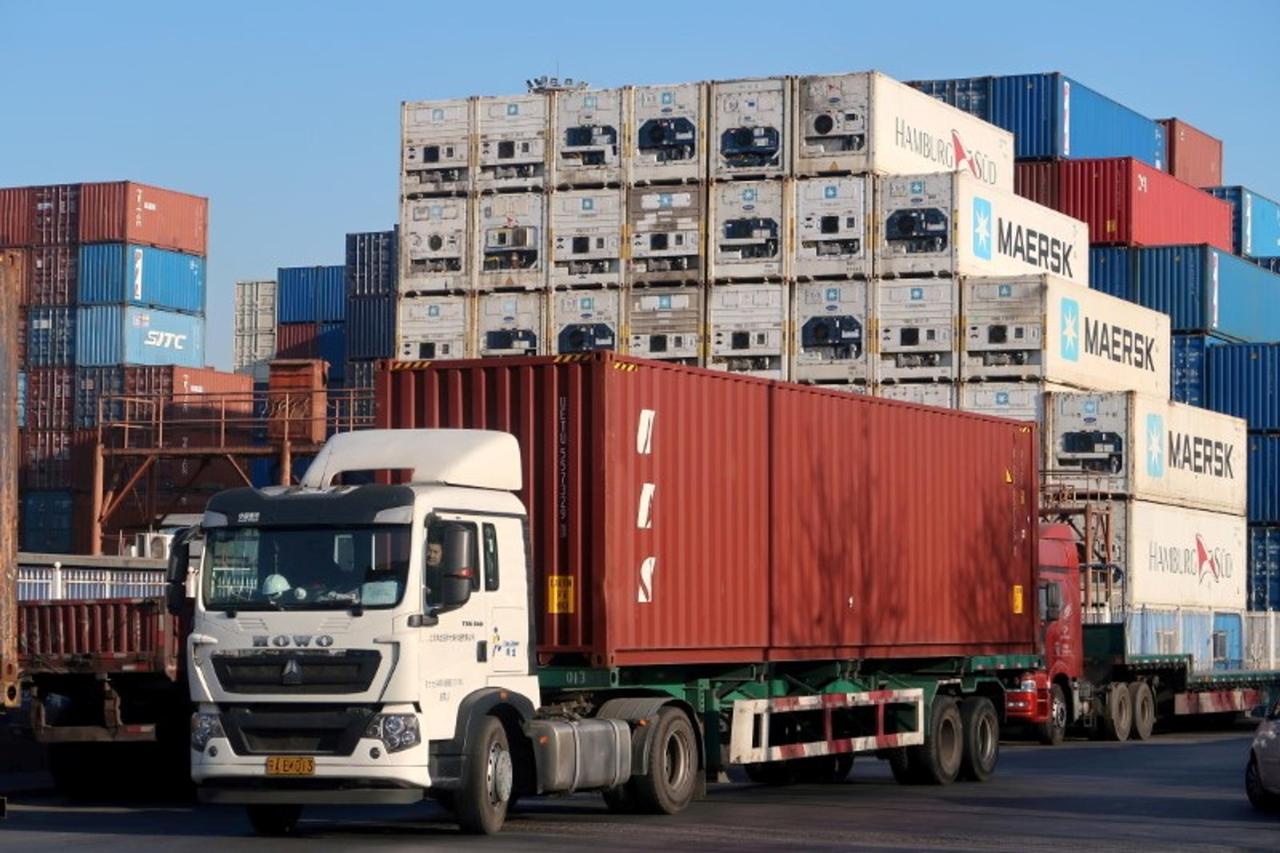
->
[165,527,195,615]
[439,525,477,611]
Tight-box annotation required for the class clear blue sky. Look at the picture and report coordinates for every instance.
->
[2,0,1276,370]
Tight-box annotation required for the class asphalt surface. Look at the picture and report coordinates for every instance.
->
[3,728,1278,851]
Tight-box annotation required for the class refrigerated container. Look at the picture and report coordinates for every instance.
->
[706,283,787,379]
[960,274,1171,395]
[400,195,471,293]
[475,94,548,192]
[1207,186,1280,259]
[1121,608,1221,676]
[792,176,872,280]
[77,243,206,313]
[75,306,205,367]
[346,230,398,297]
[26,245,77,305]
[628,82,706,184]
[876,383,956,408]
[549,288,619,354]
[876,279,957,383]
[1160,119,1222,189]
[626,285,701,364]
[795,72,1014,188]
[278,265,346,323]
[1207,343,1280,431]
[710,77,789,180]
[959,381,1069,423]
[477,291,544,357]
[792,281,871,384]
[1044,391,1246,514]
[78,181,209,255]
[476,193,545,291]
[552,87,623,187]
[875,172,1088,283]
[626,186,703,286]
[396,294,472,361]
[709,180,786,281]
[401,98,473,196]
[549,188,623,288]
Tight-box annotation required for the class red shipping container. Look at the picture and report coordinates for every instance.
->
[268,359,328,444]
[1014,161,1058,209]
[78,181,208,256]
[31,184,80,246]
[26,246,77,306]
[376,354,1039,667]
[1160,118,1223,189]
[275,322,321,360]
[20,429,93,491]
[25,368,75,431]
[19,599,178,672]
[0,187,33,247]
[1055,158,1232,250]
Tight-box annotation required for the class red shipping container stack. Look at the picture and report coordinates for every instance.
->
[78,181,208,256]
[0,187,33,247]
[1159,118,1223,189]
[275,322,321,359]
[25,246,78,305]
[31,184,80,246]
[24,368,75,432]
[1014,161,1058,209]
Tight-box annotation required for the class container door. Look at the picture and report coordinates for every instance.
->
[1213,612,1243,671]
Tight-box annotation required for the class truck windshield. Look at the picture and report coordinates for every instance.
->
[202,525,412,611]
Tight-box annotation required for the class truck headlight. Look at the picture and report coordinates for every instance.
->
[191,712,225,751]
[364,714,420,753]
[1020,679,1038,693]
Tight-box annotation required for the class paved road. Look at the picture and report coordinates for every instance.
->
[3,730,1278,851]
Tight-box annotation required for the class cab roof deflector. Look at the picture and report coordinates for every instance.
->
[299,429,523,492]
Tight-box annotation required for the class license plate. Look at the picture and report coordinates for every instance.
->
[265,756,315,776]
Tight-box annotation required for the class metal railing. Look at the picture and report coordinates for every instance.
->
[17,562,168,602]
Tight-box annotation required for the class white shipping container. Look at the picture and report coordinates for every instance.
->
[233,330,275,382]
[961,275,1171,397]
[475,94,548,191]
[629,83,706,184]
[233,280,276,334]
[876,172,1088,282]
[475,193,545,291]
[707,284,787,379]
[1045,391,1247,515]
[401,196,471,293]
[549,289,620,354]
[402,98,473,196]
[709,180,786,281]
[553,88,623,187]
[876,383,957,408]
[793,72,1014,189]
[397,294,472,361]
[1245,612,1280,671]
[627,187,703,286]
[792,281,872,384]
[627,286,702,364]
[477,292,545,357]
[1113,499,1246,611]
[549,189,623,287]
[710,77,790,180]
[958,381,1072,423]
[876,279,957,383]
[793,176,872,280]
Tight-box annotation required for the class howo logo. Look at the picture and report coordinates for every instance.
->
[145,331,186,350]
[252,635,336,648]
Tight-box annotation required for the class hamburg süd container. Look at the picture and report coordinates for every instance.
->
[1053,158,1232,250]
[1208,343,1280,431]
[909,73,1165,168]
[961,274,1171,396]
[1160,119,1223,189]
[77,181,209,256]
[792,281,872,385]
[1248,434,1280,525]
[794,72,1014,189]
[345,295,396,361]
[75,305,205,367]
[376,353,1040,665]
[1043,391,1247,515]
[709,77,790,180]
[77,243,206,313]
[26,306,76,367]
[1207,186,1280,259]
[26,246,78,305]
[277,265,346,323]
[875,171,1089,283]
[346,230,398,297]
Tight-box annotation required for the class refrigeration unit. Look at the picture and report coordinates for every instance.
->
[706,283,787,379]
[396,294,472,361]
[710,77,789,180]
[626,285,702,364]
[627,186,703,286]
[793,176,872,280]
[549,288,620,354]
[475,94,549,192]
[400,195,471,293]
[792,281,871,385]
[402,98,472,196]
[477,291,545,357]
[876,278,957,383]
[710,180,786,281]
[553,88,623,187]
[549,189,623,288]
[476,192,545,291]
[629,82,706,185]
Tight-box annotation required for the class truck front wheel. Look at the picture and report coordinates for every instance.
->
[634,707,697,814]
[456,716,513,835]
[1036,684,1068,746]
[246,804,302,836]
[959,697,999,782]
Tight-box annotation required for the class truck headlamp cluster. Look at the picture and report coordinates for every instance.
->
[364,714,420,753]
[191,713,225,751]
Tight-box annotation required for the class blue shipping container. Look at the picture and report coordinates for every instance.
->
[16,371,26,429]
[1249,434,1280,525]
[77,244,206,313]
[909,72,1165,167]
[1208,344,1280,431]
[1171,333,1229,407]
[1088,245,1280,341]
[26,306,76,366]
[20,490,74,554]
[1207,186,1280,259]
[75,306,206,367]
[345,295,395,360]
[1249,527,1280,610]
[318,322,346,382]
[345,230,398,297]
[1125,608,1216,673]
[1213,612,1244,670]
[278,266,346,323]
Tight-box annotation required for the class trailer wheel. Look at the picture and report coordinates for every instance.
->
[456,716,512,835]
[1098,684,1133,742]
[1129,682,1155,741]
[958,697,999,782]
[246,804,302,836]
[633,707,697,814]
[887,748,918,784]
[1036,684,1068,746]
[904,696,964,785]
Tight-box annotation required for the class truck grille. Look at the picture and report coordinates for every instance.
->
[221,706,375,757]
[211,650,380,695]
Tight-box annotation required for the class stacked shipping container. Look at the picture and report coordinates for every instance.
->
[274,265,346,383]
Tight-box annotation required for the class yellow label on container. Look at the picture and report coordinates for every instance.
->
[1012,584,1025,615]
[548,575,575,615]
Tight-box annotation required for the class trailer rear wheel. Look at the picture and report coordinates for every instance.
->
[902,696,963,785]
[887,748,918,784]
[958,697,999,782]
[633,707,697,814]
[1129,682,1155,741]
[1098,684,1133,742]
[1036,684,1067,746]
[246,804,302,836]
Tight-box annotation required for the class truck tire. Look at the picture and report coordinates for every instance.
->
[456,716,513,835]
[1129,682,1155,741]
[958,697,999,782]
[904,696,964,786]
[1036,684,1068,746]
[601,781,640,813]
[887,748,918,784]
[633,707,697,814]
[246,804,302,836]
[1098,684,1133,742]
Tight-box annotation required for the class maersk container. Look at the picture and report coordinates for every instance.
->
[1208,343,1280,431]
[909,73,1165,168]
[345,295,395,361]
[957,381,1068,423]
[1207,186,1280,260]
[1043,391,1247,515]
[376,353,1040,664]
[1248,434,1280,525]
[26,306,76,366]
[75,306,205,367]
[77,244,206,313]
[346,230,398,297]
[1248,527,1280,610]
[19,490,74,554]
[1088,245,1280,341]
[1171,333,1229,407]
[277,265,346,323]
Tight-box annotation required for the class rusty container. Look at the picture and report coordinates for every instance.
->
[267,359,328,445]
[1,250,23,705]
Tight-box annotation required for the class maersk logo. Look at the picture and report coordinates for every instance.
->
[428,305,440,318]
[910,287,924,301]
[972,197,993,260]
[824,185,838,199]
[741,188,757,203]
[995,391,1010,406]
[658,193,673,208]
[1146,414,1165,478]
[506,103,519,116]
[582,197,594,211]
[1060,297,1080,361]
[998,284,1012,298]
[997,217,1075,277]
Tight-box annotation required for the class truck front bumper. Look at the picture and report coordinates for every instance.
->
[198,780,425,806]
